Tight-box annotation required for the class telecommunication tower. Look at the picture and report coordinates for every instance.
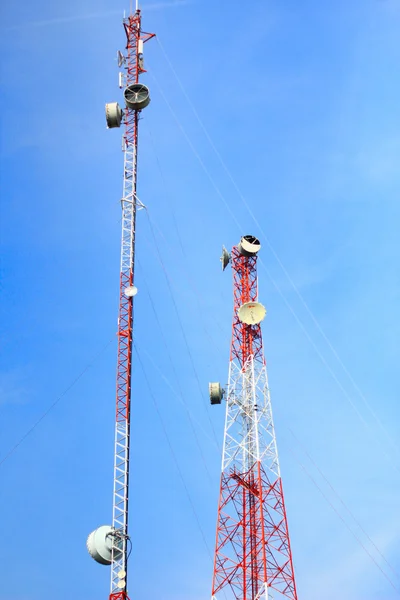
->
[86,5,154,600]
[209,236,298,600]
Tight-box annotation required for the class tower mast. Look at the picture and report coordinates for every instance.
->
[210,236,298,600]
[86,8,154,600]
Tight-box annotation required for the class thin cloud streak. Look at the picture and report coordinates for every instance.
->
[3,11,121,30]
[3,1,192,31]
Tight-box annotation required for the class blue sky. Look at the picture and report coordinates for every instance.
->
[1,0,400,598]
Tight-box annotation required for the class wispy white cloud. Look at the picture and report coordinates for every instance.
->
[2,11,121,30]
[2,0,192,31]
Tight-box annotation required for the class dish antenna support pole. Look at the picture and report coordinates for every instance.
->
[210,236,299,600]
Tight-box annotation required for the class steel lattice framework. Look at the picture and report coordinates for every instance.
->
[110,11,154,600]
[211,243,298,600]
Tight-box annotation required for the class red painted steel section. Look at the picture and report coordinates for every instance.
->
[212,245,298,600]
[115,13,138,429]
[115,14,155,427]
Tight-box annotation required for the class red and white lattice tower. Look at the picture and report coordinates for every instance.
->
[86,6,154,600]
[209,236,298,600]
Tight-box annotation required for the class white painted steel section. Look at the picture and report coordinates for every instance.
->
[213,585,273,600]
[120,137,138,273]
[110,96,139,597]
[111,420,130,594]
[221,356,280,479]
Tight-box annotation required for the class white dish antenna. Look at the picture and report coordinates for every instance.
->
[237,302,266,325]
[238,235,261,256]
[124,83,151,110]
[117,50,126,67]
[105,102,123,129]
[220,246,231,271]
[86,525,115,565]
[209,382,224,405]
[124,285,138,297]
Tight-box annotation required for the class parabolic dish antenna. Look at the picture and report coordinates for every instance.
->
[209,382,224,405]
[117,50,125,67]
[238,235,261,256]
[124,285,138,297]
[237,302,266,325]
[220,246,231,271]
[105,102,123,129]
[86,525,114,565]
[124,83,150,110]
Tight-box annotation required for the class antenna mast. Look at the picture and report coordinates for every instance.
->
[86,8,155,600]
[209,236,298,600]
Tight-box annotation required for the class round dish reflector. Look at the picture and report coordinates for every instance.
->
[86,525,114,565]
[105,102,123,129]
[209,382,223,405]
[124,285,138,297]
[237,302,266,325]
[237,235,261,256]
[124,83,150,110]
[220,246,231,271]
